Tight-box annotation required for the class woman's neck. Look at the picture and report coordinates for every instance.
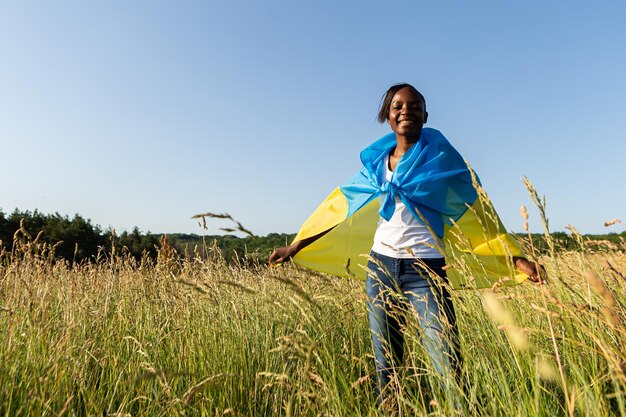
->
[392,133,420,157]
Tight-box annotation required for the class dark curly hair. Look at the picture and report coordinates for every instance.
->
[376,83,426,124]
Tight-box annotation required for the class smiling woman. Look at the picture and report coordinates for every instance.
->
[269,83,544,405]
[381,84,429,171]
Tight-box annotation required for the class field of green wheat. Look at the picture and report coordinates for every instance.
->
[1,210,625,416]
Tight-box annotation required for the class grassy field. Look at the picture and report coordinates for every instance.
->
[1,220,625,416]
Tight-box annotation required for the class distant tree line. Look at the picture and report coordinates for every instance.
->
[519,230,625,253]
[0,208,623,265]
[1,209,107,261]
[0,209,295,264]
[164,233,295,264]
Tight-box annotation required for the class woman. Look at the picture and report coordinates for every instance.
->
[269,83,543,401]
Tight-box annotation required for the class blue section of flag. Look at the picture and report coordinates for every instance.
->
[339,128,479,238]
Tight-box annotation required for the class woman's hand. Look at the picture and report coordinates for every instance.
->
[268,228,335,267]
[269,243,299,266]
[513,256,546,284]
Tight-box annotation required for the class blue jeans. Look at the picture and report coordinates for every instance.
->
[366,252,461,399]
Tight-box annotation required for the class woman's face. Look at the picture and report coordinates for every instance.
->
[387,87,428,140]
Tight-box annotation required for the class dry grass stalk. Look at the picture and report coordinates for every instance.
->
[604,218,623,227]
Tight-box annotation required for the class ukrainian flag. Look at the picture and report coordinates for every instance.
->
[292,128,527,289]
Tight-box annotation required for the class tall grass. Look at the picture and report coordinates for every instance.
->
[1,210,625,416]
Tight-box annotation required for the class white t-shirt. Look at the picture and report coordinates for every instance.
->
[371,156,444,259]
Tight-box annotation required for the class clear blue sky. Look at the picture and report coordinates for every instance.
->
[1,1,625,237]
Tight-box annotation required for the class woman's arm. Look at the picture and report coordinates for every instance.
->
[269,228,334,266]
[513,256,546,284]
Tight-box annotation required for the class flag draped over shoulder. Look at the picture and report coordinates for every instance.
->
[292,128,527,289]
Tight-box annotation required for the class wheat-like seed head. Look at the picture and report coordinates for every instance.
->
[520,205,529,220]
[482,292,528,351]
[536,355,559,382]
